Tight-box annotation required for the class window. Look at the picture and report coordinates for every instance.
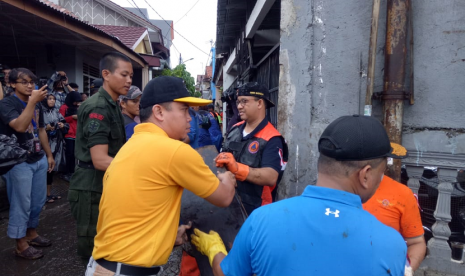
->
[83,63,100,94]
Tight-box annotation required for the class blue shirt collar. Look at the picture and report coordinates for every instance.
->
[301,185,363,209]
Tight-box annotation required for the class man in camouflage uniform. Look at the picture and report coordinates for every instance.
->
[68,52,133,259]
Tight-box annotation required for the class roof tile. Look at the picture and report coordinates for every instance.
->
[93,25,148,49]
[205,66,213,78]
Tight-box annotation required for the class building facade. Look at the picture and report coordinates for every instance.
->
[215,0,465,273]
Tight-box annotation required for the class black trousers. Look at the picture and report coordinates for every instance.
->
[47,171,55,185]
[65,138,75,175]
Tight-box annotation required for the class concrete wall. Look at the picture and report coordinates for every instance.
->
[75,49,85,89]
[402,1,465,160]
[0,31,94,90]
[278,0,465,199]
[35,45,81,85]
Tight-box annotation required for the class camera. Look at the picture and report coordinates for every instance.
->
[51,72,67,83]
[38,77,48,88]
[50,122,55,127]
[221,87,237,102]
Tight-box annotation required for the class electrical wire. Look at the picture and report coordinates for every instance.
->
[126,0,181,60]
[175,0,201,24]
[140,0,210,56]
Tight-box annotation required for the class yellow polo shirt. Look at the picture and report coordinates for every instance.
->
[92,123,219,267]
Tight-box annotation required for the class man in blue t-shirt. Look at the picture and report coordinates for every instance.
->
[192,115,409,276]
[119,85,142,140]
[0,68,55,260]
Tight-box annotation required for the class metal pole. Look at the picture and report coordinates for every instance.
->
[383,0,410,181]
[222,101,227,135]
[364,0,381,116]
[409,1,415,105]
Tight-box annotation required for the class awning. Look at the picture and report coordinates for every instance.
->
[0,0,147,68]
[141,55,161,67]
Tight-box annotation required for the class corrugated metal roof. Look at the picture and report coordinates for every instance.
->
[39,0,78,18]
[216,0,280,55]
[33,0,146,64]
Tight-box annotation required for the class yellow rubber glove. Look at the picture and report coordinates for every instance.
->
[190,229,228,266]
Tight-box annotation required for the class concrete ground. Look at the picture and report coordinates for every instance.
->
[0,176,183,276]
[415,269,462,276]
[0,177,86,276]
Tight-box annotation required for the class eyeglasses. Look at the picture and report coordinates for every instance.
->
[16,81,36,86]
[236,98,259,106]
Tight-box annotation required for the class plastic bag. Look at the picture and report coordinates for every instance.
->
[0,134,28,175]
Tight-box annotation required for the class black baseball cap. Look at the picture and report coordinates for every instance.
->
[236,82,275,108]
[140,76,211,108]
[91,78,103,89]
[318,115,408,161]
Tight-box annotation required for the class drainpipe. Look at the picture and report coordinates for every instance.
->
[364,0,381,116]
[383,0,409,181]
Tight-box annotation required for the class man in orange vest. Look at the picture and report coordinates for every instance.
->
[215,82,288,215]
[208,104,222,128]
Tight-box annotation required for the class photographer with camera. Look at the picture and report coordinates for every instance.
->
[221,87,241,133]
[47,71,75,109]
[41,94,69,203]
[1,65,14,99]
[0,68,55,260]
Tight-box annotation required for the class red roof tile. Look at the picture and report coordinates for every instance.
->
[205,66,213,78]
[93,25,148,49]
[140,54,160,67]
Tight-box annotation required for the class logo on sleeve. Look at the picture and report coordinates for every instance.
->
[248,141,259,154]
[89,113,104,120]
[377,199,394,208]
[89,120,100,133]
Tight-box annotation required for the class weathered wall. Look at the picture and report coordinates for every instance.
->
[35,45,79,83]
[402,1,465,162]
[278,0,374,198]
[278,0,465,199]
[278,0,314,198]
[0,33,95,89]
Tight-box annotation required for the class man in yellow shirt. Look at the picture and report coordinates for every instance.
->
[85,76,236,276]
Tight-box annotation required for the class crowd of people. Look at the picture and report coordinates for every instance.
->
[0,51,432,276]
[0,57,146,260]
